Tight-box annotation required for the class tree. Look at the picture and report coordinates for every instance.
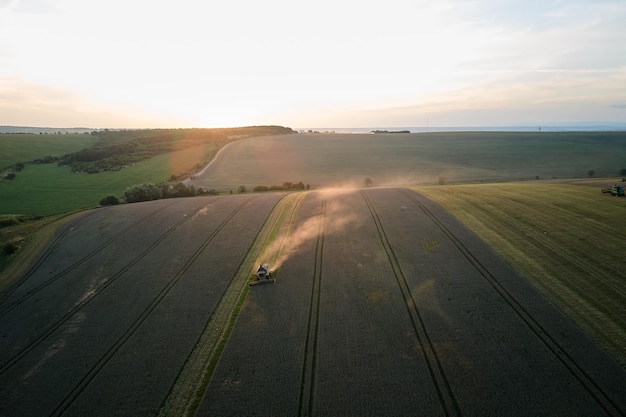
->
[238,185,247,193]
[620,168,626,176]
[364,178,373,187]
[124,183,163,203]
[438,175,447,185]
[587,169,595,178]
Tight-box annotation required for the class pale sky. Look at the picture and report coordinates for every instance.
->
[1,0,625,128]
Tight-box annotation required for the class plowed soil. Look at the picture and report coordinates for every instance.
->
[0,189,624,417]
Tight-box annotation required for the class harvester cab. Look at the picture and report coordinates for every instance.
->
[249,264,275,286]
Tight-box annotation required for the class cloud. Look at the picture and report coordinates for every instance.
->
[1,0,625,127]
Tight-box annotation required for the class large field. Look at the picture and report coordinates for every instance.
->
[1,130,626,416]
[0,190,624,416]
[0,133,97,170]
[190,131,626,190]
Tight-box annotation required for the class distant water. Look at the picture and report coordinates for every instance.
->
[300,124,626,134]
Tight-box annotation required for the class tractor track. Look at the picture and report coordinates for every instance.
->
[159,192,302,417]
[399,189,625,417]
[0,199,182,315]
[465,197,625,300]
[457,198,626,343]
[45,196,255,417]
[361,190,462,417]
[0,197,240,377]
[297,196,326,417]
[0,211,89,306]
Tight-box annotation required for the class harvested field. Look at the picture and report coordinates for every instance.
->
[198,189,625,417]
[0,189,624,417]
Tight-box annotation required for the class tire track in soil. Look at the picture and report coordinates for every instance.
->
[0,197,230,376]
[297,196,326,417]
[0,199,182,315]
[360,190,461,417]
[159,192,303,417]
[398,189,625,417]
[0,210,102,306]
[465,197,625,299]
[44,196,256,417]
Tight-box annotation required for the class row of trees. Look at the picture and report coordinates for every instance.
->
[66,126,295,174]
[102,179,311,207]
[100,182,218,206]
[251,181,308,192]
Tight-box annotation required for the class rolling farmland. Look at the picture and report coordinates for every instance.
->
[1,189,624,416]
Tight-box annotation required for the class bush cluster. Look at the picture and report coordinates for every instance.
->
[253,181,308,192]
[100,181,202,206]
[61,126,295,173]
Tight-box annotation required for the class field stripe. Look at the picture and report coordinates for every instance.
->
[298,196,326,417]
[46,196,256,417]
[399,189,625,417]
[0,198,222,375]
[0,199,181,315]
[158,192,302,417]
[361,190,461,417]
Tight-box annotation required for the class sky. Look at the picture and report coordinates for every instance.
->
[0,0,625,129]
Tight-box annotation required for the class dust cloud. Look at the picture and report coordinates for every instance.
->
[255,189,360,274]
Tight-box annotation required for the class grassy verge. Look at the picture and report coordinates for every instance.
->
[413,182,626,366]
[0,211,84,288]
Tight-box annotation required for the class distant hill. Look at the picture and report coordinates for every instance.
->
[0,126,96,134]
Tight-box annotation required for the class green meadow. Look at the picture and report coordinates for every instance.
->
[0,133,97,169]
[0,144,211,216]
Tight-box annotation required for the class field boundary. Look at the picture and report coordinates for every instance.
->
[0,211,89,291]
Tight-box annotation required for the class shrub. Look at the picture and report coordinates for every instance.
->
[238,185,247,193]
[100,195,120,206]
[161,182,197,198]
[0,217,19,228]
[199,188,219,195]
[3,242,19,255]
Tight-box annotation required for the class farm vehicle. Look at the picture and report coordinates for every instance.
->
[601,185,625,196]
[249,263,275,286]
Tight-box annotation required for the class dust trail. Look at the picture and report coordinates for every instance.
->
[255,189,359,275]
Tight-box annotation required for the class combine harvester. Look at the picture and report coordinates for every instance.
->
[249,264,275,286]
[601,185,625,196]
